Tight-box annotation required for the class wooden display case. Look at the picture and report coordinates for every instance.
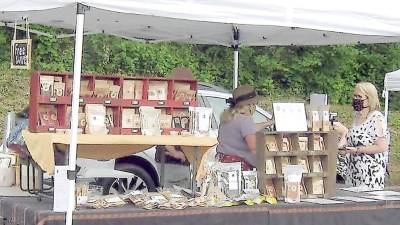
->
[28,71,198,134]
[256,131,337,199]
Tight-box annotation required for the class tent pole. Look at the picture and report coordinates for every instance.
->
[233,47,239,89]
[384,90,389,124]
[66,3,87,225]
[232,27,239,89]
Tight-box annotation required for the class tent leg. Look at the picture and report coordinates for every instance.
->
[233,47,239,89]
[66,3,87,225]
[384,90,389,124]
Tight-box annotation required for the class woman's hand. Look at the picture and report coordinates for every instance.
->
[255,120,275,131]
[165,150,187,162]
[164,145,187,162]
[333,122,348,135]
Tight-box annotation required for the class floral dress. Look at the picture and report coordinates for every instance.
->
[341,111,388,189]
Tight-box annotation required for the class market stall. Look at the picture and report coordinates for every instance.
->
[3,1,400,224]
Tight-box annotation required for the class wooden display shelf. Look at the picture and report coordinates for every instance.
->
[28,71,198,134]
[256,130,338,199]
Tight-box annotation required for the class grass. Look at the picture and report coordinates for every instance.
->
[1,68,399,183]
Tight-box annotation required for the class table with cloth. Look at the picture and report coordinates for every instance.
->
[21,130,218,189]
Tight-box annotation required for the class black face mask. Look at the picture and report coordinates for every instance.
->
[352,98,365,111]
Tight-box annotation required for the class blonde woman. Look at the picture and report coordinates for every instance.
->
[334,82,388,189]
[216,85,270,171]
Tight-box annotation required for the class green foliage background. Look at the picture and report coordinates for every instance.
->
[1,26,400,170]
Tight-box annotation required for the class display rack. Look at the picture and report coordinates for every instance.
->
[28,71,198,134]
[256,131,337,198]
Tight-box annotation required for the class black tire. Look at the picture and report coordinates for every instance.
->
[102,163,157,194]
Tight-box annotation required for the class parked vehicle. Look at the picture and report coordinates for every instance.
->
[95,82,272,194]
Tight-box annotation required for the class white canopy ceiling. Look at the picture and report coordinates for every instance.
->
[2,0,400,46]
[385,69,400,91]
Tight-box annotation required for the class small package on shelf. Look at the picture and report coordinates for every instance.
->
[139,106,161,136]
[300,181,308,196]
[212,162,242,199]
[40,75,54,96]
[297,158,310,173]
[38,106,59,127]
[105,108,114,128]
[122,108,136,128]
[265,179,276,197]
[266,136,278,151]
[311,110,321,131]
[172,109,190,130]
[123,80,135,99]
[312,177,325,195]
[298,137,308,151]
[80,80,93,97]
[312,157,323,173]
[135,80,143,99]
[283,165,304,203]
[322,110,330,131]
[173,81,194,101]
[53,82,65,97]
[78,113,87,129]
[85,104,108,134]
[313,136,325,151]
[281,157,290,173]
[174,89,196,102]
[108,85,120,99]
[265,158,276,174]
[148,81,168,100]
[94,80,109,98]
[281,137,291,151]
[189,107,213,137]
[159,114,172,129]
[174,82,191,91]
[242,170,258,192]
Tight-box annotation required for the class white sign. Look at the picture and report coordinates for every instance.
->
[273,103,308,132]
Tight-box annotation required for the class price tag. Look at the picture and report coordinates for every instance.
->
[157,101,165,105]
[104,100,111,104]
[183,101,190,106]
[131,129,139,133]
[79,98,84,103]
[131,100,139,105]
[49,97,57,102]
[48,127,56,132]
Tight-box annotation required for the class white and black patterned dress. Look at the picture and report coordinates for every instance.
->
[342,111,388,189]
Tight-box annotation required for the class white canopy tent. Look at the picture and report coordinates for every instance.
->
[2,1,400,224]
[384,69,400,123]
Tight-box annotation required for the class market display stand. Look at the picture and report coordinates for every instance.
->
[256,131,338,198]
[28,71,197,134]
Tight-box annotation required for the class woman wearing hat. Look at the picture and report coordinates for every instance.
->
[216,85,270,171]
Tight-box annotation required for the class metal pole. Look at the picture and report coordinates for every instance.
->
[232,27,239,89]
[384,90,389,124]
[66,3,87,225]
[233,48,239,89]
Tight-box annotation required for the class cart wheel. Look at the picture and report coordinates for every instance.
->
[102,164,156,194]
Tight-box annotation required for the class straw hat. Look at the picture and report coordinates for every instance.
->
[229,84,264,107]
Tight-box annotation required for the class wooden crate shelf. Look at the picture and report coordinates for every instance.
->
[256,130,338,199]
